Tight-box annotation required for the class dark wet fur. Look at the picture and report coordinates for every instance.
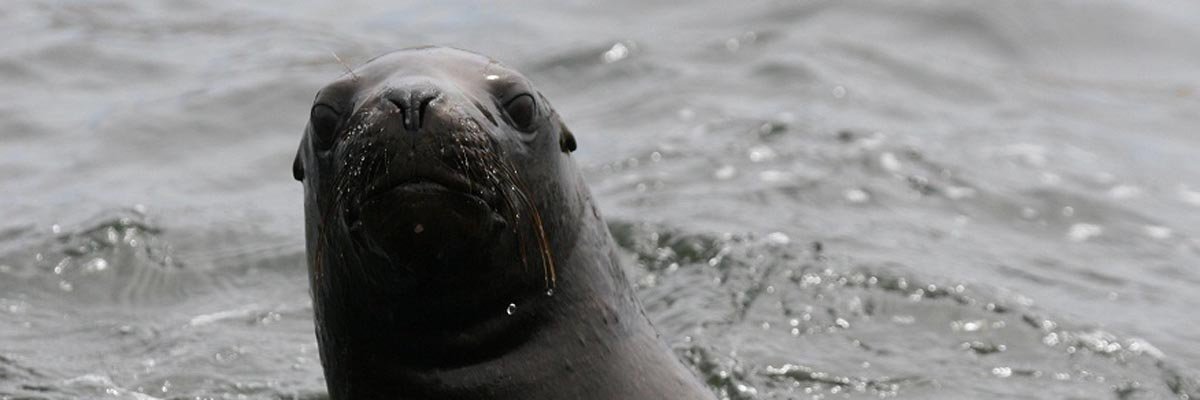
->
[314,112,556,289]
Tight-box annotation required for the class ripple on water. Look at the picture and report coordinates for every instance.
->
[0,208,212,308]
[0,206,322,400]
[610,220,1200,399]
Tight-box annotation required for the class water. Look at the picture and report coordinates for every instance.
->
[3,0,1199,398]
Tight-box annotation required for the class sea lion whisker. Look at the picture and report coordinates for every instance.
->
[498,175,531,276]
[330,51,358,80]
[496,160,556,288]
[528,204,555,288]
[480,150,537,279]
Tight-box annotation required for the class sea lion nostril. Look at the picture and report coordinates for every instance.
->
[385,84,440,132]
[386,97,406,113]
[418,95,435,129]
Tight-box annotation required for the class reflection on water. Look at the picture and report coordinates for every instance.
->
[2,0,1200,398]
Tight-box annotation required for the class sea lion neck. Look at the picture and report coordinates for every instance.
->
[317,215,655,400]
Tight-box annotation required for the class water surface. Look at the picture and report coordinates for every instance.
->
[2,1,1200,399]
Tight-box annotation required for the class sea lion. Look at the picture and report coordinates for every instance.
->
[292,46,715,400]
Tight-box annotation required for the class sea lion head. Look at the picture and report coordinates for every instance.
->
[292,47,581,322]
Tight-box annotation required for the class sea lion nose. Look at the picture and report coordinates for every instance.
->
[384,82,440,132]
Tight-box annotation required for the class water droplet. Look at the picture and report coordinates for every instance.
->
[879,152,901,172]
[832,85,847,98]
[413,224,424,234]
[724,38,740,52]
[545,288,554,297]
[713,165,737,180]
[945,186,976,199]
[1020,207,1039,219]
[766,232,790,246]
[748,145,775,162]
[959,320,983,332]
[844,188,870,203]
[602,42,630,63]
[84,258,108,273]
[1067,223,1103,242]
[505,303,517,315]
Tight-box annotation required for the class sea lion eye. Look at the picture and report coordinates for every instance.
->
[503,94,536,132]
[310,103,341,150]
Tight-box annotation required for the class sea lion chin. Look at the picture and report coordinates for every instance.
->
[293,46,715,400]
[354,181,506,268]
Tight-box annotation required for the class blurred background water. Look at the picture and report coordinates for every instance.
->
[2,0,1199,399]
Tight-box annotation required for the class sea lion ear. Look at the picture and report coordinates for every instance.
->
[559,123,577,153]
[292,149,305,181]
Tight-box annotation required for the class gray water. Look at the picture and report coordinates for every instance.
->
[2,1,1200,399]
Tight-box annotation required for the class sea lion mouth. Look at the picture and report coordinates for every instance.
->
[344,168,509,268]
[360,167,483,205]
